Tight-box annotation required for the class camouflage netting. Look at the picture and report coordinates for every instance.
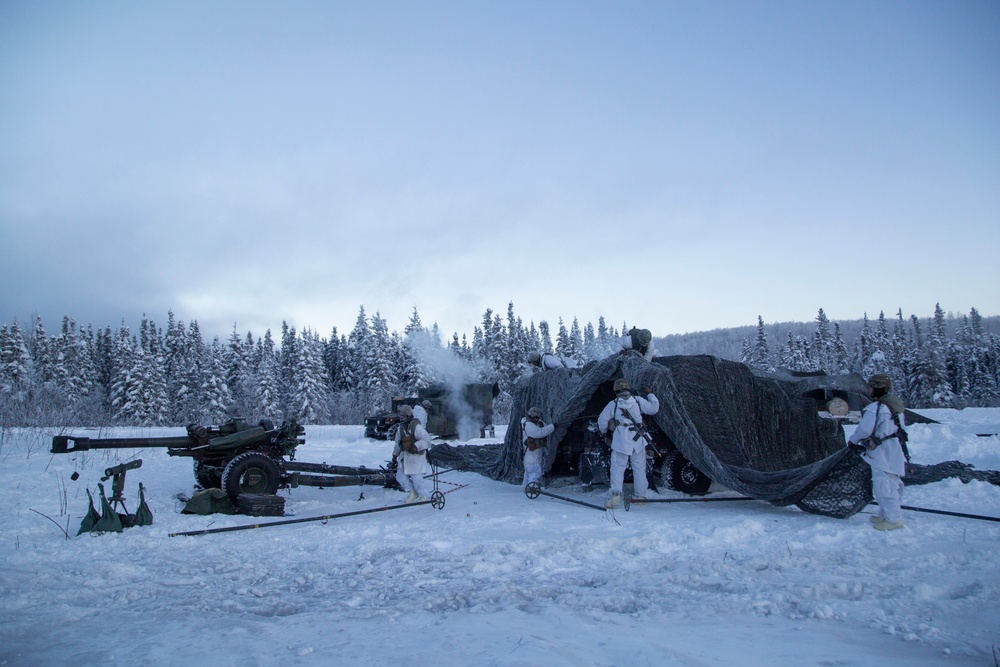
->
[428,353,1000,519]
[906,461,1000,487]
[439,353,872,518]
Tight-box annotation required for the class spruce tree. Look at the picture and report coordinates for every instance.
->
[568,317,584,364]
[364,312,399,412]
[291,328,330,423]
[539,321,553,354]
[812,309,831,371]
[110,325,138,425]
[832,323,850,374]
[752,315,770,370]
[202,337,233,423]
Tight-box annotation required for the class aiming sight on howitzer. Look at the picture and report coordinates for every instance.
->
[52,418,397,503]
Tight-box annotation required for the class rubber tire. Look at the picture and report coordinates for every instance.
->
[193,460,222,490]
[221,452,281,502]
[669,454,712,496]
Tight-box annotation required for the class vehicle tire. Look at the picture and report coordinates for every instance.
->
[258,419,275,432]
[221,452,281,502]
[193,460,222,490]
[669,453,711,496]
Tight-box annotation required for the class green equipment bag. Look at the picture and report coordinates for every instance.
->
[134,482,154,526]
[93,483,123,533]
[77,488,101,535]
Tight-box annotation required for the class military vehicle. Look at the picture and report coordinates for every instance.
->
[365,382,500,440]
[51,418,394,502]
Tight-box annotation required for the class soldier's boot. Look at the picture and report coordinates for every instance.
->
[404,491,419,504]
[872,517,903,531]
[605,493,621,509]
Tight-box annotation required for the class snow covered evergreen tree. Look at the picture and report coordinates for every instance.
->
[226,325,258,420]
[583,321,598,361]
[812,309,831,371]
[109,325,140,425]
[555,318,571,359]
[0,321,31,425]
[202,337,233,423]
[496,303,529,393]
[256,329,282,420]
[363,312,399,412]
[752,316,770,370]
[832,323,850,374]
[908,308,955,408]
[290,328,330,423]
[279,321,299,416]
[399,307,437,393]
[538,320,553,354]
[568,317,585,365]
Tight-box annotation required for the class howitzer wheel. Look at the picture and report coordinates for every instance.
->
[221,452,281,503]
[524,482,541,499]
[431,490,446,510]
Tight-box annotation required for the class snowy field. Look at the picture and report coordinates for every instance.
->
[1,410,998,666]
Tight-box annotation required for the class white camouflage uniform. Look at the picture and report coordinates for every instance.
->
[521,416,555,487]
[598,391,660,498]
[392,418,433,499]
[849,400,907,524]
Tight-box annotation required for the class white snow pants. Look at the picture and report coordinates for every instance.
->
[396,468,432,498]
[872,468,904,523]
[522,448,543,487]
[610,449,648,497]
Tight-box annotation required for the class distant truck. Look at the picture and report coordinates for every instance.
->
[365,382,500,440]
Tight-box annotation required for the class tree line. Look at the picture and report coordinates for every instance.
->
[739,305,1000,408]
[0,303,625,428]
[1,302,997,428]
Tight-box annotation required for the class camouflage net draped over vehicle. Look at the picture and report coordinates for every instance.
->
[485,353,873,518]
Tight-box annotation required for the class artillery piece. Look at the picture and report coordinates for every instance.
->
[51,419,395,502]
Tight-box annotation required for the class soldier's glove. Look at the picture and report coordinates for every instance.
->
[641,387,652,396]
[848,443,866,454]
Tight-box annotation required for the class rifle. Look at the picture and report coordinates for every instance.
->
[616,403,658,454]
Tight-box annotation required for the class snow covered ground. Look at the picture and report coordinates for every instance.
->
[1,410,998,666]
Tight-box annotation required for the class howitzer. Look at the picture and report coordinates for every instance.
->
[52,418,396,502]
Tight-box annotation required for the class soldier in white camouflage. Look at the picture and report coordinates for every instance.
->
[848,374,908,531]
[392,405,434,503]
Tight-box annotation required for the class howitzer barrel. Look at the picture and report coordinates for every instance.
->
[52,434,194,454]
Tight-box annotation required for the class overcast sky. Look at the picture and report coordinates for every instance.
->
[2,1,998,343]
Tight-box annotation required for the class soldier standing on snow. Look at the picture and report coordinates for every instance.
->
[618,327,657,361]
[392,405,434,503]
[598,378,660,508]
[521,406,555,489]
[847,374,909,531]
